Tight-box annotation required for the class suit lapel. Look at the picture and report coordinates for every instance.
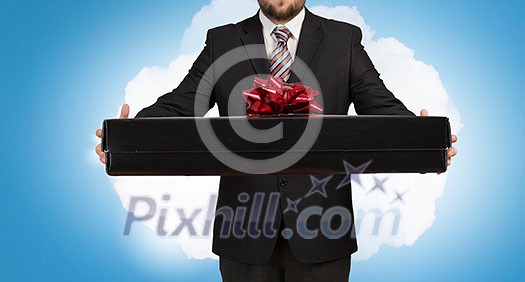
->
[241,13,269,75]
[290,9,323,82]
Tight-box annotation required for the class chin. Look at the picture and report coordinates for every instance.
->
[259,0,305,23]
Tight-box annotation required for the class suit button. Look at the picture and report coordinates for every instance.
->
[280,178,288,187]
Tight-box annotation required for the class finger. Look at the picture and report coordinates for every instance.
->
[451,134,458,143]
[96,129,103,138]
[99,153,106,164]
[95,144,102,156]
[120,104,130,119]
[447,147,457,158]
[420,109,429,117]
[447,158,451,166]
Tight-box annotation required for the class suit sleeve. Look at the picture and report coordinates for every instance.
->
[349,27,414,116]
[135,30,216,118]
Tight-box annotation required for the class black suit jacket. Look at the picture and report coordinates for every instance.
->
[137,9,414,264]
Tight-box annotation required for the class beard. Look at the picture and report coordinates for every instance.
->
[259,0,305,23]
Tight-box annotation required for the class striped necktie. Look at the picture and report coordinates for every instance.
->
[270,26,292,82]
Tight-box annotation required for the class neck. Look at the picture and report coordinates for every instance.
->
[267,17,290,25]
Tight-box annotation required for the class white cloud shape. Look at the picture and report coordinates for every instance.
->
[116,0,462,262]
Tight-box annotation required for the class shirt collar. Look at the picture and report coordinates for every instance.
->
[259,7,306,40]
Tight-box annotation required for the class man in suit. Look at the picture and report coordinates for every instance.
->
[96,0,458,281]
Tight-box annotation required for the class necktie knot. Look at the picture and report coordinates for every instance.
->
[273,26,291,43]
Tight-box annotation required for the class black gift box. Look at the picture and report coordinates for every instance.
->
[102,115,451,176]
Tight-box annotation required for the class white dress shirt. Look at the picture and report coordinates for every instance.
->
[258,8,306,60]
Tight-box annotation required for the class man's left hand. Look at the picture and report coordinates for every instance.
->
[420,109,458,168]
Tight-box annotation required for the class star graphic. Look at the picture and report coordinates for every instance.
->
[390,189,409,205]
[283,197,302,214]
[305,175,332,198]
[336,160,372,189]
[366,176,389,195]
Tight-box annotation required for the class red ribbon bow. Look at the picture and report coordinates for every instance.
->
[241,75,324,115]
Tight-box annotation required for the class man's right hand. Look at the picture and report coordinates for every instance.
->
[95,104,130,164]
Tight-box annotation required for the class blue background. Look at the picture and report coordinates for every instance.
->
[3,0,524,281]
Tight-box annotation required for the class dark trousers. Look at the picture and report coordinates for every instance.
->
[219,237,351,282]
